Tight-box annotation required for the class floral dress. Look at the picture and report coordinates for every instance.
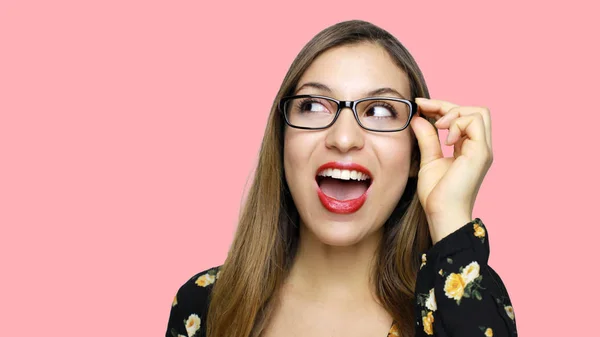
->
[166,218,517,337]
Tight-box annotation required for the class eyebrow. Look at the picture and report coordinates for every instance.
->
[296,82,332,93]
[295,82,408,100]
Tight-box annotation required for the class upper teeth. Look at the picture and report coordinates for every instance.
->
[317,168,370,181]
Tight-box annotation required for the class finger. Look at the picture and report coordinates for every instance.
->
[453,135,467,159]
[434,106,492,150]
[410,115,443,167]
[446,114,486,146]
[415,98,459,119]
[434,106,461,127]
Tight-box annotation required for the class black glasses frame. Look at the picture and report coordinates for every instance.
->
[279,94,417,132]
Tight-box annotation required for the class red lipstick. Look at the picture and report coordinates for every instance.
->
[315,162,372,214]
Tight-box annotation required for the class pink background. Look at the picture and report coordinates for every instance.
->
[1,0,597,335]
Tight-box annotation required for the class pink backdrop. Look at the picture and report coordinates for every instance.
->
[1,0,596,335]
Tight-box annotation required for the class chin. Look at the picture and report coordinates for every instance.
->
[305,220,376,247]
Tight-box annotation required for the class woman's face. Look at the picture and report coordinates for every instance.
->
[284,42,415,246]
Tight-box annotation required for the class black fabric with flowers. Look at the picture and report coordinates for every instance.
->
[414,218,517,336]
[166,218,517,337]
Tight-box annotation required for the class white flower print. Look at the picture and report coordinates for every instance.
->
[461,261,480,284]
[185,313,201,337]
[425,288,437,311]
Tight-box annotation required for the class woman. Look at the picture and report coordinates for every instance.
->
[166,20,517,337]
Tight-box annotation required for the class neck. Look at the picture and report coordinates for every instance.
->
[286,223,383,303]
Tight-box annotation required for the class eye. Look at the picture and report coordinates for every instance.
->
[365,103,397,118]
[298,100,330,113]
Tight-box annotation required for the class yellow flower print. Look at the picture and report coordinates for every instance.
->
[425,288,437,311]
[473,223,486,238]
[216,270,221,280]
[195,273,216,287]
[422,311,434,335]
[484,327,493,336]
[505,305,515,320]
[388,322,400,336]
[185,313,201,337]
[444,273,466,301]
[461,261,480,284]
[420,253,427,269]
[438,269,444,276]
[172,294,178,307]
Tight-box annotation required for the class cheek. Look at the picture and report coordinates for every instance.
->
[373,135,413,180]
[283,131,299,174]
[283,129,317,184]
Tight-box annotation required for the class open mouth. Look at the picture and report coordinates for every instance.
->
[316,168,372,201]
[315,162,373,214]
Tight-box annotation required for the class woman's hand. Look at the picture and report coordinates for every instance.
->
[410,98,494,245]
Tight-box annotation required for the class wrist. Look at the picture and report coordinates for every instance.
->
[427,212,472,245]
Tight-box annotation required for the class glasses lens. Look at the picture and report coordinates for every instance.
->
[284,97,337,128]
[356,98,410,131]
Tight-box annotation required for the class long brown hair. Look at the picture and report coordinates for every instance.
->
[207,20,435,337]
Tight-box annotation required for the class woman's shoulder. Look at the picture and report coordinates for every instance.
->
[167,266,222,337]
[174,265,222,306]
[172,266,222,314]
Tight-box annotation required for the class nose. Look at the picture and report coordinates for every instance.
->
[324,107,365,153]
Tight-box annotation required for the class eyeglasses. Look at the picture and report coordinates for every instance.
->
[279,95,417,132]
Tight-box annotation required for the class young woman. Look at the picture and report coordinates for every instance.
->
[166,20,517,337]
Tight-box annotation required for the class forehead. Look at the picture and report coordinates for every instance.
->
[296,42,411,99]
